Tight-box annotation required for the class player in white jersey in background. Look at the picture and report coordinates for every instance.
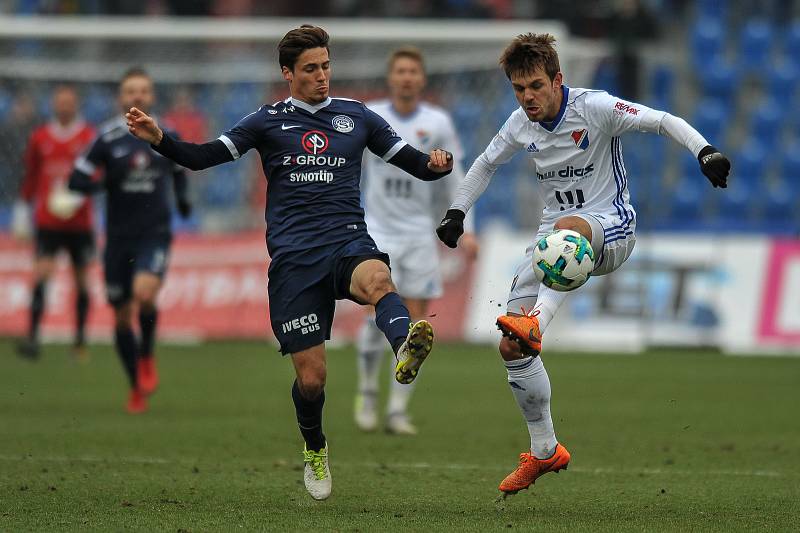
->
[436,34,731,495]
[356,47,479,435]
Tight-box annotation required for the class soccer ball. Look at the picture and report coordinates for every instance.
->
[532,229,595,292]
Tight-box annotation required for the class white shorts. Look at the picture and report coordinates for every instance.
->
[373,234,443,300]
[506,213,636,314]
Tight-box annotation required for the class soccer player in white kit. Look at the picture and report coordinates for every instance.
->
[356,47,478,435]
[436,34,731,494]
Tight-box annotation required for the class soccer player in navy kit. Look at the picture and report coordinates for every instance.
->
[125,25,453,500]
[69,68,192,414]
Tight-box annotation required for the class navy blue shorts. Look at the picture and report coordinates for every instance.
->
[268,232,389,355]
[104,234,171,306]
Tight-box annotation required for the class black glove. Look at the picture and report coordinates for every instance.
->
[177,199,193,219]
[436,209,465,248]
[698,145,730,188]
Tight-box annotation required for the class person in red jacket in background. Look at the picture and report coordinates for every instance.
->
[15,84,96,360]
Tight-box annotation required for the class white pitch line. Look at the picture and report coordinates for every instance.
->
[0,454,791,478]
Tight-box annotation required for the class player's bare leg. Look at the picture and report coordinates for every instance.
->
[70,263,91,363]
[133,272,162,395]
[497,216,591,353]
[291,344,331,500]
[17,256,55,360]
[497,330,568,497]
[350,260,434,386]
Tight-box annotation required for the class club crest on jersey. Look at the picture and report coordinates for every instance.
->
[302,130,329,154]
[131,151,150,169]
[526,141,539,153]
[416,129,430,145]
[332,115,354,133]
[571,129,589,150]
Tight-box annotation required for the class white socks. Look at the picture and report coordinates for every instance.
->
[531,285,569,334]
[387,370,414,415]
[357,318,385,395]
[357,317,414,415]
[504,355,557,459]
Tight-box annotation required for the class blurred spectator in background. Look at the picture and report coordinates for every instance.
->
[14,84,96,361]
[608,0,657,101]
[0,91,40,201]
[163,86,208,144]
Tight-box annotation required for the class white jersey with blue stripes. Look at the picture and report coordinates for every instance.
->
[362,99,465,238]
[479,87,668,237]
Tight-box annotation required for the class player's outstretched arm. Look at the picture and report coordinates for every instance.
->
[387,145,453,181]
[126,107,233,171]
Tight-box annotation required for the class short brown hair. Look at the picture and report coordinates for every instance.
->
[278,25,330,71]
[387,46,425,72]
[120,66,151,85]
[499,33,560,80]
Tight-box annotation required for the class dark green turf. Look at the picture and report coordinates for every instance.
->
[1,339,799,532]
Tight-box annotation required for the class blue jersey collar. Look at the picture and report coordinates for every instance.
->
[537,85,569,132]
[290,96,332,114]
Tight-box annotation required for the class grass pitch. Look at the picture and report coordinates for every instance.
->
[1,339,799,532]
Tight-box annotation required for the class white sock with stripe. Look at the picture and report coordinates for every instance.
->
[504,355,557,458]
[357,317,385,396]
[530,286,568,334]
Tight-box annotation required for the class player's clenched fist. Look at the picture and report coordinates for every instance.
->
[125,107,164,146]
[436,208,465,248]
[698,145,731,188]
[427,149,453,173]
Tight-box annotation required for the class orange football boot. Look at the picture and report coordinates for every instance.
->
[498,443,571,494]
[126,388,148,414]
[496,314,542,356]
[137,356,159,396]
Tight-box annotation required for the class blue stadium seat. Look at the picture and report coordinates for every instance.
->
[700,60,738,105]
[766,62,798,103]
[690,21,725,69]
[591,59,619,96]
[696,0,726,19]
[760,180,795,226]
[692,99,727,143]
[735,139,768,186]
[670,176,704,224]
[738,20,774,71]
[784,21,800,66]
[649,64,675,107]
[778,144,800,195]
[747,99,784,145]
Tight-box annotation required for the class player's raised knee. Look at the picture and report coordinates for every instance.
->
[363,269,395,300]
[554,216,592,242]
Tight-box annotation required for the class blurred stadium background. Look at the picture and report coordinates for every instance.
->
[1,0,799,353]
[1,2,799,531]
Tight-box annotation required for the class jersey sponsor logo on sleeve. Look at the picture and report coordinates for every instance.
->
[332,115,355,133]
[614,101,640,115]
[301,130,329,154]
[571,129,590,150]
[268,109,278,114]
[281,123,301,130]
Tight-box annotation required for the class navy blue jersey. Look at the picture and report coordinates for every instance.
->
[70,117,187,238]
[218,97,406,262]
